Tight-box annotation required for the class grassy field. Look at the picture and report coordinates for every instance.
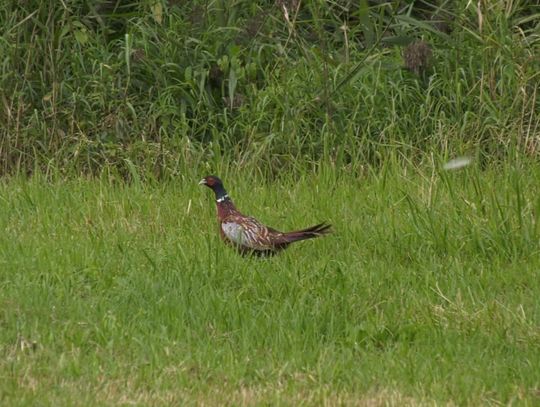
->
[1,1,539,405]
[1,161,540,405]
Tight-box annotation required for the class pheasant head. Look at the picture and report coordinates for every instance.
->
[199,175,229,202]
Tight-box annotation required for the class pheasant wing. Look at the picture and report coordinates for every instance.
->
[221,215,277,251]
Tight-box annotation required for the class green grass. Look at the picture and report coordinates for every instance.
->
[1,1,538,175]
[2,161,540,405]
[1,1,539,404]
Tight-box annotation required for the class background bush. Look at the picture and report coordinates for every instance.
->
[1,0,538,177]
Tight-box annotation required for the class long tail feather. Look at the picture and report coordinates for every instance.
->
[280,222,332,243]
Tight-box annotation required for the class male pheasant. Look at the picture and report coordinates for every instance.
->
[199,175,331,256]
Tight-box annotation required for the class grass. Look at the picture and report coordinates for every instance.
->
[1,1,539,404]
[1,160,540,405]
[1,1,538,175]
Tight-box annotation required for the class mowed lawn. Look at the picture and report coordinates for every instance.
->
[1,163,540,405]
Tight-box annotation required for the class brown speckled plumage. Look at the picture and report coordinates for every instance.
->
[199,175,331,256]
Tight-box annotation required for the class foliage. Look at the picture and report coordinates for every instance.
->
[0,0,538,177]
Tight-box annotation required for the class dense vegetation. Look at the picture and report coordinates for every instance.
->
[1,0,538,177]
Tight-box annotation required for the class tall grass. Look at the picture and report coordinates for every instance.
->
[1,1,538,176]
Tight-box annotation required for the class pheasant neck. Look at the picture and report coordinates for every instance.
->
[213,184,228,201]
[216,197,236,219]
[213,185,236,219]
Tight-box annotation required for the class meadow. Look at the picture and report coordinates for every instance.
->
[1,0,540,405]
[1,160,540,405]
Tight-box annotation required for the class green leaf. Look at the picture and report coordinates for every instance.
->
[395,15,452,42]
[381,35,415,46]
[228,68,237,108]
[74,29,88,45]
[358,0,375,47]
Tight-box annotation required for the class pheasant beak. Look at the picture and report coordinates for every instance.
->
[198,178,207,186]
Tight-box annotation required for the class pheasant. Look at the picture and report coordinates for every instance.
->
[199,175,331,256]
